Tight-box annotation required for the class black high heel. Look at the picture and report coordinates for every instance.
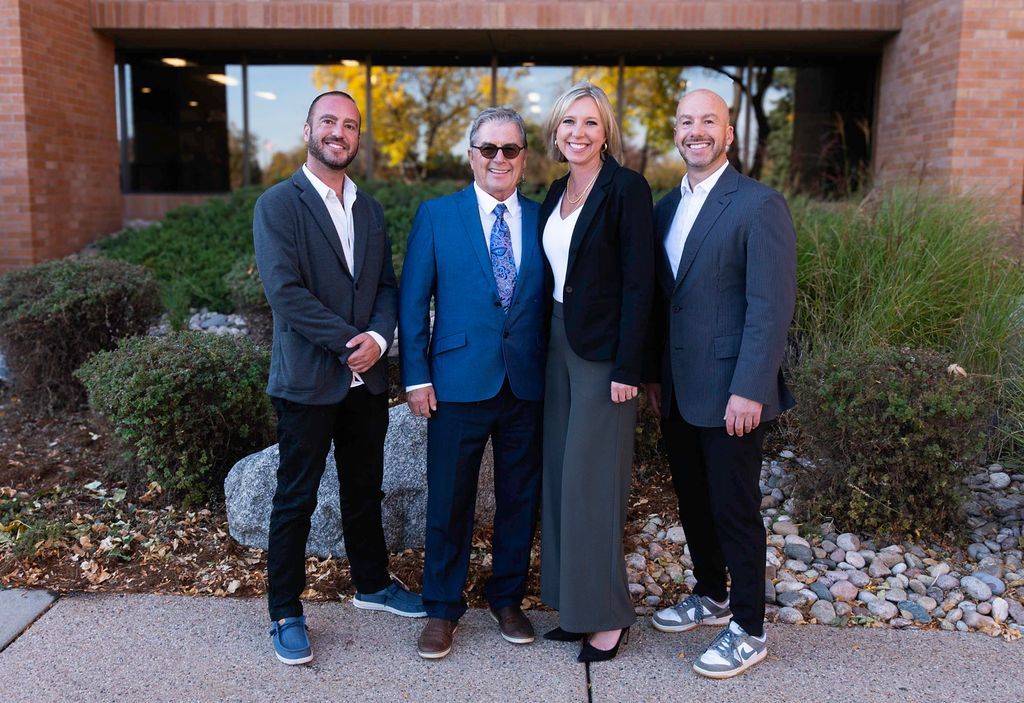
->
[577,627,629,663]
[543,626,584,642]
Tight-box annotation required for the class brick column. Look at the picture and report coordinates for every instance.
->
[0,0,121,273]
[875,0,1024,229]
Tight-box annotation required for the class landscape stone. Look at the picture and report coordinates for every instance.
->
[810,600,837,624]
[225,404,494,558]
[897,600,932,624]
[990,472,1012,490]
[829,580,859,602]
[868,601,898,621]
[971,572,1005,596]
[777,607,804,624]
[991,597,1009,623]
[836,533,860,552]
[960,576,993,602]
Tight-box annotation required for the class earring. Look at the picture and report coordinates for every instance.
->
[602,142,608,153]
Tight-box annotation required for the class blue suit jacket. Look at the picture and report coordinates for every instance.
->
[399,185,545,403]
[646,165,796,426]
[254,168,397,404]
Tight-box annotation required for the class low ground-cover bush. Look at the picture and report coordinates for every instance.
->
[791,346,993,539]
[0,258,161,410]
[75,332,275,506]
[99,187,264,325]
[100,180,464,324]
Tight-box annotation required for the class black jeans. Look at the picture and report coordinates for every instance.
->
[267,387,391,621]
[662,403,768,637]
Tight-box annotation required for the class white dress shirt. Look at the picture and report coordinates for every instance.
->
[665,160,730,279]
[302,164,386,387]
[542,194,581,303]
[473,182,523,268]
[406,184,522,392]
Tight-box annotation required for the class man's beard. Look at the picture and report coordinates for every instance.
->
[309,137,358,171]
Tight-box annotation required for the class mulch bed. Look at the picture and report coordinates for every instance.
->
[0,382,680,610]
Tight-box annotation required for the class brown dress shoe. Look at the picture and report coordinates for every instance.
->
[417,617,457,659]
[488,606,535,644]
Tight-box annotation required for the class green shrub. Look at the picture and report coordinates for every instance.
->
[98,187,264,325]
[0,257,161,410]
[791,346,993,539]
[360,179,462,277]
[75,332,275,506]
[223,251,268,313]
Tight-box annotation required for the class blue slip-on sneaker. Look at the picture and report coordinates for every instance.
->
[353,579,427,618]
[269,616,313,665]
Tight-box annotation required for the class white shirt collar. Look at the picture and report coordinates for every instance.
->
[303,163,358,206]
[474,181,520,219]
[681,160,730,197]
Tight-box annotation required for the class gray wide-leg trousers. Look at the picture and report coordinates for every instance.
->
[540,302,637,633]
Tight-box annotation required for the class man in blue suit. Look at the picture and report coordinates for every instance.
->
[644,90,796,679]
[400,107,545,660]
[254,92,424,666]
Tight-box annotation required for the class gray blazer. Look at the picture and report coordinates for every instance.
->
[646,165,796,426]
[253,168,397,405]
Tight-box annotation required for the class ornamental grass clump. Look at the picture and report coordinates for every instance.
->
[75,332,275,507]
[791,346,993,539]
[0,257,161,410]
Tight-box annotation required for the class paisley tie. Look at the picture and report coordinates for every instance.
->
[489,203,517,311]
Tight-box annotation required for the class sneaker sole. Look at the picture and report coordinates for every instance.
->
[275,651,313,665]
[651,614,731,633]
[417,626,458,659]
[352,600,427,618]
[487,610,535,644]
[692,647,766,679]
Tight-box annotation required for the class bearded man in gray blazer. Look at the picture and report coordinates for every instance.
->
[644,89,796,679]
[254,91,423,666]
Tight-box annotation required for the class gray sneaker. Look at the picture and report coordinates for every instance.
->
[692,621,767,679]
[652,594,731,633]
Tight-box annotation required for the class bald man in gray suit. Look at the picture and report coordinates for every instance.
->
[644,89,796,679]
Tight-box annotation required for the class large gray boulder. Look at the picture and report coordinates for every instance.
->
[225,404,495,558]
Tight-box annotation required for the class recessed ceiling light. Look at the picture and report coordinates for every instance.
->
[255,91,277,101]
[528,92,541,103]
[207,73,239,86]
[188,100,199,107]
[341,59,361,67]
[140,87,152,94]
[161,57,188,68]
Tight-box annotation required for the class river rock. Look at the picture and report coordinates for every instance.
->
[777,607,804,624]
[897,600,932,624]
[868,601,898,621]
[836,533,860,552]
[990,472,1012,490]
[666,526,686,544]
[991,597,1009,623]
[830,580,859,602]
[960,575,993,602]
[844,551,866,569]
[811,600,838,624]
[972,572,1006,596]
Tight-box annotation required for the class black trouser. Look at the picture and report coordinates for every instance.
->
[662,402,768,637]
[267,387,391,621]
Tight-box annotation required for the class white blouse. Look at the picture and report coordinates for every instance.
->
[542,195,581,303]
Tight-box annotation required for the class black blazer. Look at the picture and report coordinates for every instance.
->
[539,156,655,386]
[254,168,397,404]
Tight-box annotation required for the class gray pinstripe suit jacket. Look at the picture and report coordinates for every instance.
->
[646,164,796,427]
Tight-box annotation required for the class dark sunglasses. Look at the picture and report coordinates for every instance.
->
[471,143,525,159]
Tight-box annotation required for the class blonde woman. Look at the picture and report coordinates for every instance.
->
[537,82,655,662]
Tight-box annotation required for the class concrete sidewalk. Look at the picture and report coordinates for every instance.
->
[0,590,1021,703]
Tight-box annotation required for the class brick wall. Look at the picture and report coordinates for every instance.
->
[0,0,32,271]
[875,0,1024,228]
